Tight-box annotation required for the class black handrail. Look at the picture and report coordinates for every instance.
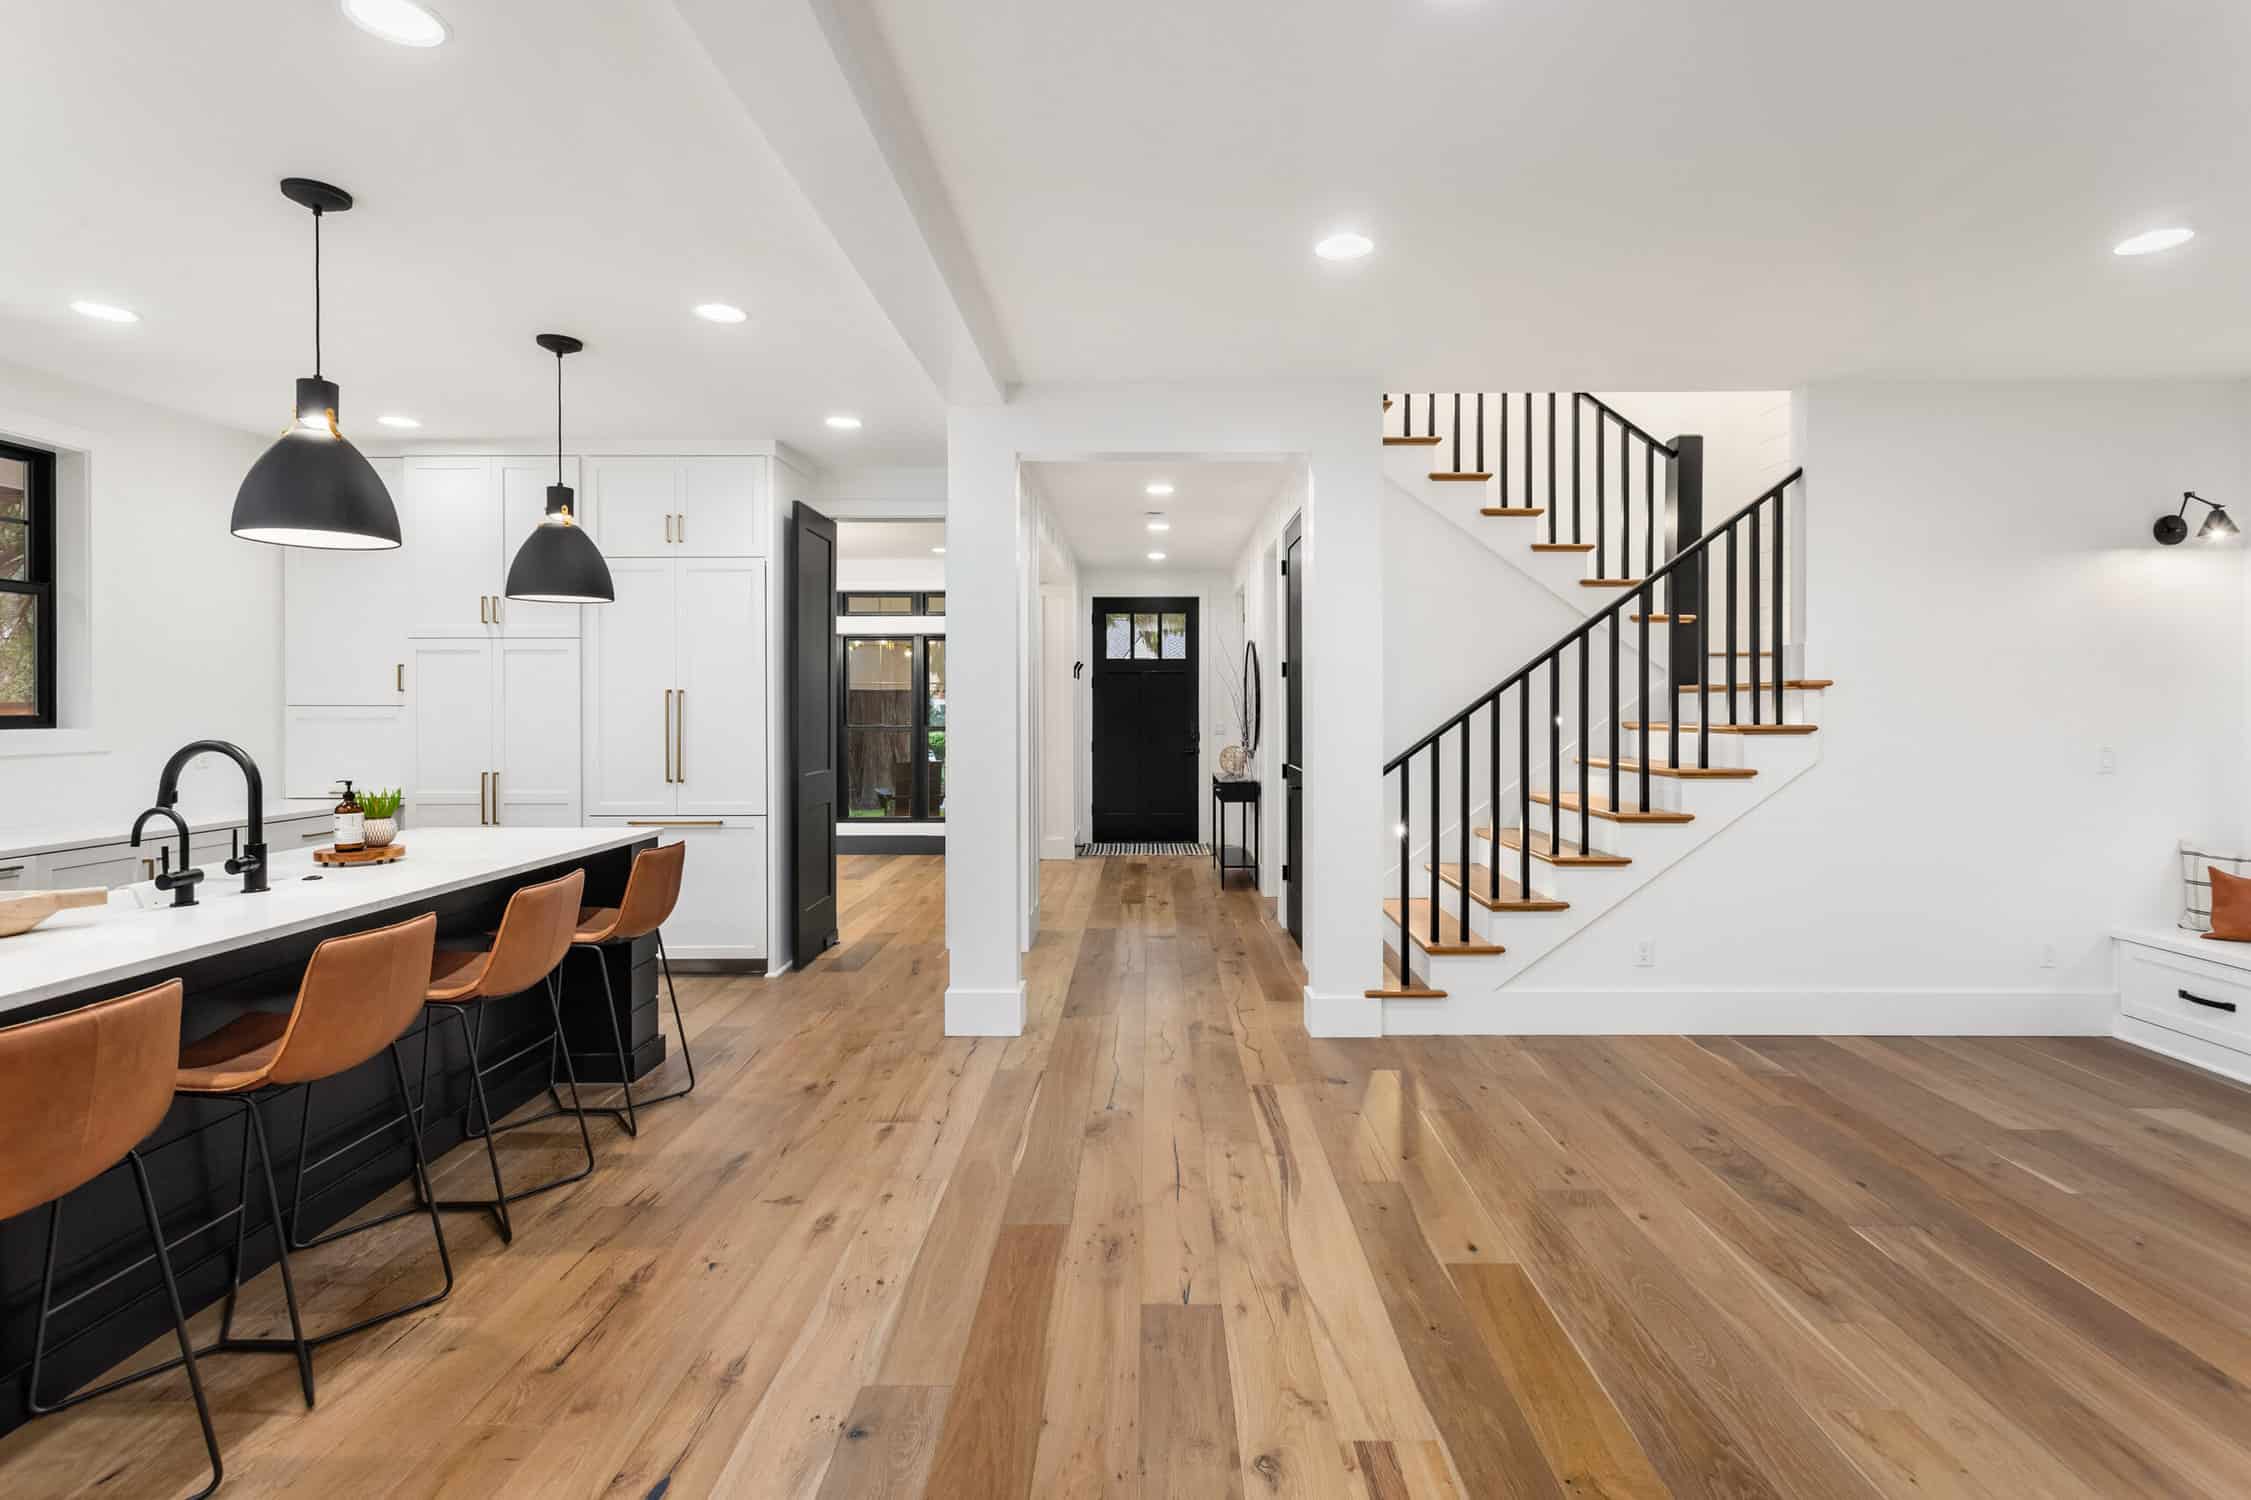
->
[1572,392,1678,458]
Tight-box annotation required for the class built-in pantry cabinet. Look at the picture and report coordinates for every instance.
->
[282,452,778,966]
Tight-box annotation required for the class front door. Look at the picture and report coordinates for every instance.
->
[788,503,839,962]
[1091,597,1199,842]
[1282,514,1304,945]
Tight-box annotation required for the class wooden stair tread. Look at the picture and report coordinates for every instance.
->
[1631,613,1695,624]
[1430,471,1493,482]
[1581,578,1644,588]
[1625,721,1819,736]
[1429,862,1571,912]
[1384,435,1443,446]
[1529,790,1695,824]
[1475,826,1634,867]
[1530,542,1595,553]
[1481,507,1546,517]
[1685,678,1833,692]
[1369,953,1445,999]
[1582,755,1758,780]
[1381,899,1505,955]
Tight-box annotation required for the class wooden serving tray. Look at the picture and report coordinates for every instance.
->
[314,843,406,867]
[0,887,107,938]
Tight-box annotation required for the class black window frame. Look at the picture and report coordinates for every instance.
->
[836,631,947,822]
[0,438,58,730]
[837,590,943,618]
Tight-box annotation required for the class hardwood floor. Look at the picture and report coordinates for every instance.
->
[9,852,2251,1496]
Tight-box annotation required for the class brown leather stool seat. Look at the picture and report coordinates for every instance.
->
[7,981,224,1499]
[409,868,594,1245]
[555,840,696,1138]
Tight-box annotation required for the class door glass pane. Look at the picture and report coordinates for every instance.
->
[845,728,914,818]
[1105,612,1133,658]
[924,638,946,821]
[0,455,24,520]
[0,592,37,717]
[1135,612,1159,658]
[1160,611,1187,660]
[0,520,25,582]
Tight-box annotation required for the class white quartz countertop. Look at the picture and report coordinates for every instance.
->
[0,801,336,862]
[0,826,648,1016]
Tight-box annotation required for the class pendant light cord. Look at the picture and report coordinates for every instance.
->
[311,206,324,378]
[555,350,564,486]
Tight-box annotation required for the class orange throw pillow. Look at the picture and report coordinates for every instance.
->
[2206,866,2251,942]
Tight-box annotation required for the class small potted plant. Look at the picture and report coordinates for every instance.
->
[361,788,404,849]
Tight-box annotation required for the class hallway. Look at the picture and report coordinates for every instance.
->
[8,853,2251,1497]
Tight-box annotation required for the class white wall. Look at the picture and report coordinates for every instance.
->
[1592,390,1795,515]
[837,557,944,592]
[0,358,278,831]
[1229,469,1304,900]
[1514,379,2251,1026]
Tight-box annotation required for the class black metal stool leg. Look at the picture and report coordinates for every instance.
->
[546,974,599,1180]
[450,1003,515,1243]
[658,933,698,1101]
[130,1150,225,1500]
[215,1100,256,1343]
[241,1098,316,1407]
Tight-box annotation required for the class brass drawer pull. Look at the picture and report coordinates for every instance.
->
[626,820,723,828]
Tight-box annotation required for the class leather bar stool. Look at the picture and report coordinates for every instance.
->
[558,839,694,1137]
[6,981,224,1500]
[416,867,594,1243]
[163,911,450,1406]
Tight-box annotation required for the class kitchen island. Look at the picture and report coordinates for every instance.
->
[0,826,660,1433]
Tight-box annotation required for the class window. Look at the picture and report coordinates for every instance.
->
[841,592,915,616]
[0,441,57,728]
[924,591,945,616]
[1103,608,1188,661]
[839,633,947,821]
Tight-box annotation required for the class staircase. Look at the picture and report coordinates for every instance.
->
[1372,393,1825,1022]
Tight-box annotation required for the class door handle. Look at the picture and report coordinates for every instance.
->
[663,690,674,782]
[676,688,685,782]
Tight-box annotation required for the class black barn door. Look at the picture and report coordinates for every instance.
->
[1091,597,1199,842]
[788,503,840,961]
[1282,515,1304,945]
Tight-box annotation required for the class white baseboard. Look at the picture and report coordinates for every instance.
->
[1304,986,1381,1038]
[2114,1013,2251,1088]
[1373,986,2119,1037]
[945,981,1028,1036]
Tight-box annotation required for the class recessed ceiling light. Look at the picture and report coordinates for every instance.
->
[693,302,747,324]
[1315,230,1374,261]
[1147,550,1167,562]
[1145,481,1174,496]
[341,0,448,47]
[70,300,138,323]
[825,414,863,430]
[1146,516,1170,532]
[931,546,946,555]
[376,413,421,429]
[2114,227,2194,257]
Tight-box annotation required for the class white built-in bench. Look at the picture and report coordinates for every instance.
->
[2114,929,2251,1087]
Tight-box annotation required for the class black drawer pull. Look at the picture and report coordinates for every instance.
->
[2179,988,2238,1014]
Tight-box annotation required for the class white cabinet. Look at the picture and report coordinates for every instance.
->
[400,455,582,639]
[45,840,143,891]
[0,857,30,891]
[285,457,409,705]
[407,638,581,828]
[284,705,410,800]
[587,457,767,559]
[584,558,766,818]
[590,816,767,961]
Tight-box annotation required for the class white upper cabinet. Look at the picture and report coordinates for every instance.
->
[403,457,498,638]
[495,638,583,826]
[284,456,409,706]
[406,639,497,827]
[675,559,768,816]
[583,559,680,818]
[497,456,584,637]
[587,456,767,558]
[406,636,581,828]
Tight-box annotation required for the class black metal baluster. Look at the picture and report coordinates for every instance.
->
[1487,698,1499,905]
[1499,393,1510,509]
[1726,526,1740,726]
[1451,393,1461,474]
[1698,546,1711,769]
[1595,415,1607,576]
[1518,685,1532,899]
[1668,610,1681,783]
[1571,397,1581,545]
[1577,634,1590,849]
[1398,768,1410,980]
[1637,594,1651,810]
[1621,431,1632,582]
[1474,393,1485,477]
[1548,661,1561,859]
[1546,393,1557,537]
[1426,393,1436,439]
[1457,722,1471,939]
[1748,508,1763,726]
[1428,742,1440,946]
[1773,486,1787,726]
[1607,607,1620,814]
[1645,446,1656,576]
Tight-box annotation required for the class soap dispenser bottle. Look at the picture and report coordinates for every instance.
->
[333,779,366,853]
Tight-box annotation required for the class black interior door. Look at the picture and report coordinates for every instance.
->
[788,503,840,961]
[1091,596,1199,842]
[1282,515,1304,944]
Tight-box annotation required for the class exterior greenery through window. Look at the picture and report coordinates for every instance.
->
[841,634,946,820]
[0,441,58,728]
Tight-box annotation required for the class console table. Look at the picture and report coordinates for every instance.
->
[1211,777,1260,887]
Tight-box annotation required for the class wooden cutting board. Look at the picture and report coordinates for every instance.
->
[313,843,406,867]
[0,888,109,938]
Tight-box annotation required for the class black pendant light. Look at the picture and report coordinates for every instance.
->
[230,179,401,549]
[504,334,614,604]
[2154,490,2242,545]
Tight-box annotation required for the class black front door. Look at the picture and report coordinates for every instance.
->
[1091,597,1199,842]
[788,503,840,962]
[1282,514,1304,945]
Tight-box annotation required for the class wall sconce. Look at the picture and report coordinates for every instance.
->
[2155,491,2241,545]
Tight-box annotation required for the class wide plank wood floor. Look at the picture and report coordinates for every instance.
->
[9,853,2251,1496]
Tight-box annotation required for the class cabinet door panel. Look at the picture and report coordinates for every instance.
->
[583,559,677,817]
[586,458,680,559]
[637,822,765,959]
[497,456,584,637]
[675,559,767,816]
[680,457,766,557]
[408,640,497,827]
[404,457,499,637]
[45,842,144,891]
[285,456,410,703]
[284,705,410,800]
[497,638,581,826]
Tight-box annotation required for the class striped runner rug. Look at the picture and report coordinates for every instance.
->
[1081,841,1208,857]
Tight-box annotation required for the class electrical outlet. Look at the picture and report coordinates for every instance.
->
[2040,943,2058,970]
[1634,939,1657,968]
[2097,746,2117,775]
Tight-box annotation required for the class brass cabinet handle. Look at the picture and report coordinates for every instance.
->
[664,513,674,544]
[143,857,156,880]
[300,828,328,841]
[396,662,405,692]
[677,511,685,545]
[490,769,500,824]
[626,819,723,827]
[480,595,490,625]
[491,596,500,624]
[479,770,489,825]
[676,688,685,782]
[663,690,674,782]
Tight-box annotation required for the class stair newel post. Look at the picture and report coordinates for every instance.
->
[1457,721,1471,940]
[1451,393,1461,474]
[1725,528,1740,726]
[1666,437,1704,696]
[1697,546,1712,769]
[1638,592,1653,811]
[1577,635,1591,851]
[1548,661,1562,859]
[1748,508,1763,725]
[1518,685,1533,899]
[1607,608,1621,816]
[1398,765,1410,980]
[1427,742,1440,947]
[1486,698,1500,906]
[1772,486,1787,727]
[1474,393,1485,478]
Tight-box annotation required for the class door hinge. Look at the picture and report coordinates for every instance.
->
[1280,660,1289,679]
[1282,863,1291,882]
[1280,558,1289,576]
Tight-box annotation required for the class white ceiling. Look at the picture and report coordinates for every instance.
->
[836,519,946,561]
[866,0,2251,387]
[1029,459,1293,572]
[0,1,944,463]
